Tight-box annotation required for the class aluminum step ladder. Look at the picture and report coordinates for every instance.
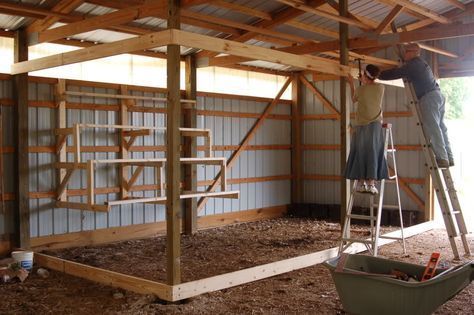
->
[339,123,407,256]
[404,80,471,260]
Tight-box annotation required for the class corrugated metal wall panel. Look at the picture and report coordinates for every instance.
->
[0,79,287,238]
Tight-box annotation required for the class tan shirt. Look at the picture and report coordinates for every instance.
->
[355,83,384,126]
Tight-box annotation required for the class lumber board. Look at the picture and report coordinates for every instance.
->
[34,253,173,301]
[171,29,349,76]
[106,191,240,206]
[171,221,435,301]
[11,30,172,74]
[63,90,196,103]
[56,201,109,212]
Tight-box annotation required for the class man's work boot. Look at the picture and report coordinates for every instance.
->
[436,158,450,169]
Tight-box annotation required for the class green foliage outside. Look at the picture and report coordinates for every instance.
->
[439,77,469,120]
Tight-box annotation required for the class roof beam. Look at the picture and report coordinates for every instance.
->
[209,0,272,20]
[172,29,349,76]
[400,1,474,32]
[443,0,466,11]
[374,0,451,24]
[11,28,350,76]
[285,20,339,39]
[33,2,167,44]
[278,21,474,54]
[375,5,404,34]
[26,0,85,34]
[275,0,371,30]
[11,29,172,74]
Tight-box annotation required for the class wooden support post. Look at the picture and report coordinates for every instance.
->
[291,73,302,203]
[12,28,30,248]
[56,79,68,201]
[87,160,95,206]
[166,0,182,286]
[220,160,226,192]
[184,54,198,234]
[339,0,350,227]
[156,165,165,197]
[73,124,81,163]
[119,85,131,199]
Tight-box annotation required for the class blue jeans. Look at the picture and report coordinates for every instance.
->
[418,90,453,162]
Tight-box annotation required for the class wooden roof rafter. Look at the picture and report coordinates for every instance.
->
[26,0,85,34]
[30,1,168,45]
[374,0,452,24]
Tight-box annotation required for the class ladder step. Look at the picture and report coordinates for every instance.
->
[386,149,396,153]
[348,214,376,221]
[386,178,397,183]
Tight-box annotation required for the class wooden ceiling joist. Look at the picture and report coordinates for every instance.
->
[11,30,172,74]
[11,29,350,77]
[279,21,474,54]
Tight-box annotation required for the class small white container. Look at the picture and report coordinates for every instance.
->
[11,251,34,271]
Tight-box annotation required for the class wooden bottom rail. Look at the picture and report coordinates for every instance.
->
[34,222,434,302]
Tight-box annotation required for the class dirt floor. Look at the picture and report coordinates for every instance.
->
[0,217,473,314]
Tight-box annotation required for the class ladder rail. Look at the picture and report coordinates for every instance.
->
[405,79,470,259]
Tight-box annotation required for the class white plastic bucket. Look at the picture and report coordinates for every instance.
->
[11,251,34,271]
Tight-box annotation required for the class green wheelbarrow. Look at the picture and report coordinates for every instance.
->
[324,254,473,315]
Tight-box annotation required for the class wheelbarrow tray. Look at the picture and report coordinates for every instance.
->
[324,254,473,315]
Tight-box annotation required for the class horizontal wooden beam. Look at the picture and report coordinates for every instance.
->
[171,221,435,301]
[11,29,172,74]
[35,253,173,300]
[285,21,474,53]
[171,30,350,76]
[34,219,434,302]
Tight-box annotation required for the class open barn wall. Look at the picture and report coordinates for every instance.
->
[0,74,291,251]
[301,72,426,212]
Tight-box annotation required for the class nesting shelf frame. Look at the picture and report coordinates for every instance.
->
[54,81,239,212]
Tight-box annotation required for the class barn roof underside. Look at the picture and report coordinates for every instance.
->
[0,0,473,78]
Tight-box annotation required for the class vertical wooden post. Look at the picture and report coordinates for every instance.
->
[291,73,302,203]
[57,79,67,201]
[73,123,81,163]
[184,54,197,234]
[12,28,30,248]
[339,0,350,226]
[166,0,182,286]
[119,85,130,199]
[87,160,95,206]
